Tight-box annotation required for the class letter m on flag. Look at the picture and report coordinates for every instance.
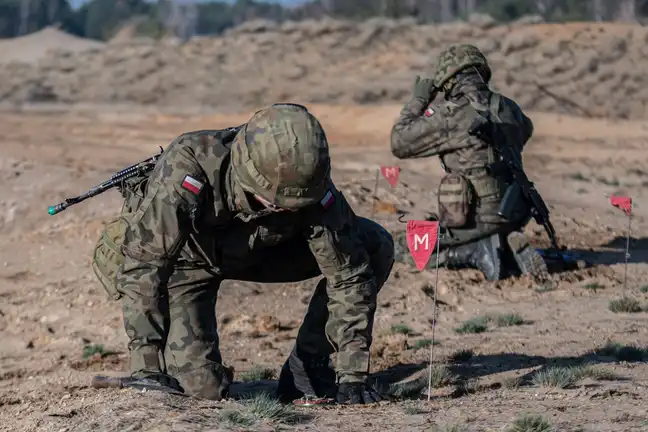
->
[406,220,440,271]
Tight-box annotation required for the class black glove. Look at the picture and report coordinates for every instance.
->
[336,382,383,404]
[412,75,436,101]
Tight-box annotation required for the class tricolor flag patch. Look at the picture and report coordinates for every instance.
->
[320,189,335,210]
[181,175,204,195]
[424,106,435,117]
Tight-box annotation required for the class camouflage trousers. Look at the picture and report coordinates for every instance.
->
[121,217,394,399]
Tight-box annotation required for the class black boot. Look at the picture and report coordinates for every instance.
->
[446,233,503,281]
[276,346,337,404]
[506,231,549,280]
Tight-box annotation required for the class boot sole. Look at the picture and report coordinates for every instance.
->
[506,232,549,280]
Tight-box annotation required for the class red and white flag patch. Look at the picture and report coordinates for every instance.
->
[424,106,435,117]
[181,175,204,195]
[320,189,335,210]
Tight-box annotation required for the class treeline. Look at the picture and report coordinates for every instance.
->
[1,0,647,41]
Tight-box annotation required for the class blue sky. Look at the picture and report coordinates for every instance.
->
[68,0,307,8]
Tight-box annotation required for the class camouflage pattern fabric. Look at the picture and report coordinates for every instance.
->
[114,105,394,399]
[390,45,534,267]
[231,103,331,209]
[431,43,491,89]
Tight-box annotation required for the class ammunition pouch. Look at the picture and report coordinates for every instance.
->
[438,172,475,228]
[92,174,151,300]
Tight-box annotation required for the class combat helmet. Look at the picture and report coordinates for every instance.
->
[230,103,331,209]
[432,44,491,89]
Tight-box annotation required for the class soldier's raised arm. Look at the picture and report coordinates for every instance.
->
[390,76,456,159]
[116,139,207,375]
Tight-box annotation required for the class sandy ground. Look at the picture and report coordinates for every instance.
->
[1,103,647,432]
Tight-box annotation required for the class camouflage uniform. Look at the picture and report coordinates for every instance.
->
[390,44,547,280]
[112,104,394,402]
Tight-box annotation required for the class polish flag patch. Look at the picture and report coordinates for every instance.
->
[424,106,435,117]
[320,189,335,210]
[181,175,204,195]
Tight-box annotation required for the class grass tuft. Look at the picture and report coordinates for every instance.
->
[575,365,618,381]
[219,409,256,427]
[455,316,489,334]
[246,392,300,424]
[391,324,413,335]
[640,285,648,293]
[492,313,526,327]
[506,413,554,432]
[608,296,643,313]
[428,365,453,388]
[448,349,474,363]
[592,341,647,362]
[238,367,275,382]
[583,282,605,291]
[402,404,426,415]
[82,344,110,359]
[531,366,580,389]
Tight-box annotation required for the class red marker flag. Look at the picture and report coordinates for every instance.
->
[406,220,440,271]
[380,166,400,188]
[610,195,632,216]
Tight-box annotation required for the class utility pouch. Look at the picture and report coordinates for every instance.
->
[437,172,474,228]
[92,216,130,300]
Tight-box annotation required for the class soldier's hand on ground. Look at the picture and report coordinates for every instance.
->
[412,75,436,101]
[336,382,383,404]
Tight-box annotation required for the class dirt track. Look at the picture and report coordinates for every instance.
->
[1,102,647,431]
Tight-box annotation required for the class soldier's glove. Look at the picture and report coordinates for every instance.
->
[412,75,436,101]
[336,382,383,405]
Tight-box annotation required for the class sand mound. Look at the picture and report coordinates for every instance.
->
[0,26,104,64]
[0,18,647,119]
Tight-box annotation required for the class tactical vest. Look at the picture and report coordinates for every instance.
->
[438,92,510,226]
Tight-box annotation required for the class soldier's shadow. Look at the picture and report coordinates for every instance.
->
[367,347,642,400]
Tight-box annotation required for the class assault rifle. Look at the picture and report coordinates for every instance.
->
[48,147,164,216]
[468,116,561,251]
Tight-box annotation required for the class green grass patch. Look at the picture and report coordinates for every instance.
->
[391,324,413,335]
[246,392,300,424]
[583,282,605,291]
[640,285,648,293]
[492,313,526,327]
[608,296,643,313]
[219,409,256,427]
[238,367,275,382]
[506,413,554,432]
[531,366,580,389]
[455,316,489,334]
[82,344,117,359]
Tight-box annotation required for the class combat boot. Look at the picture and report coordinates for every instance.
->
[506,231,549,280]
[276,346,337,405]
[446,233,502,281]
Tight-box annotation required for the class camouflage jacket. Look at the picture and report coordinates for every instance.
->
[390,75,533,222]
[116,128,377,379]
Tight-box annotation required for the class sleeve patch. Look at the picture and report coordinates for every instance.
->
[424,106,435,117]
[181,175,204,195]
[320,189,335,210]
